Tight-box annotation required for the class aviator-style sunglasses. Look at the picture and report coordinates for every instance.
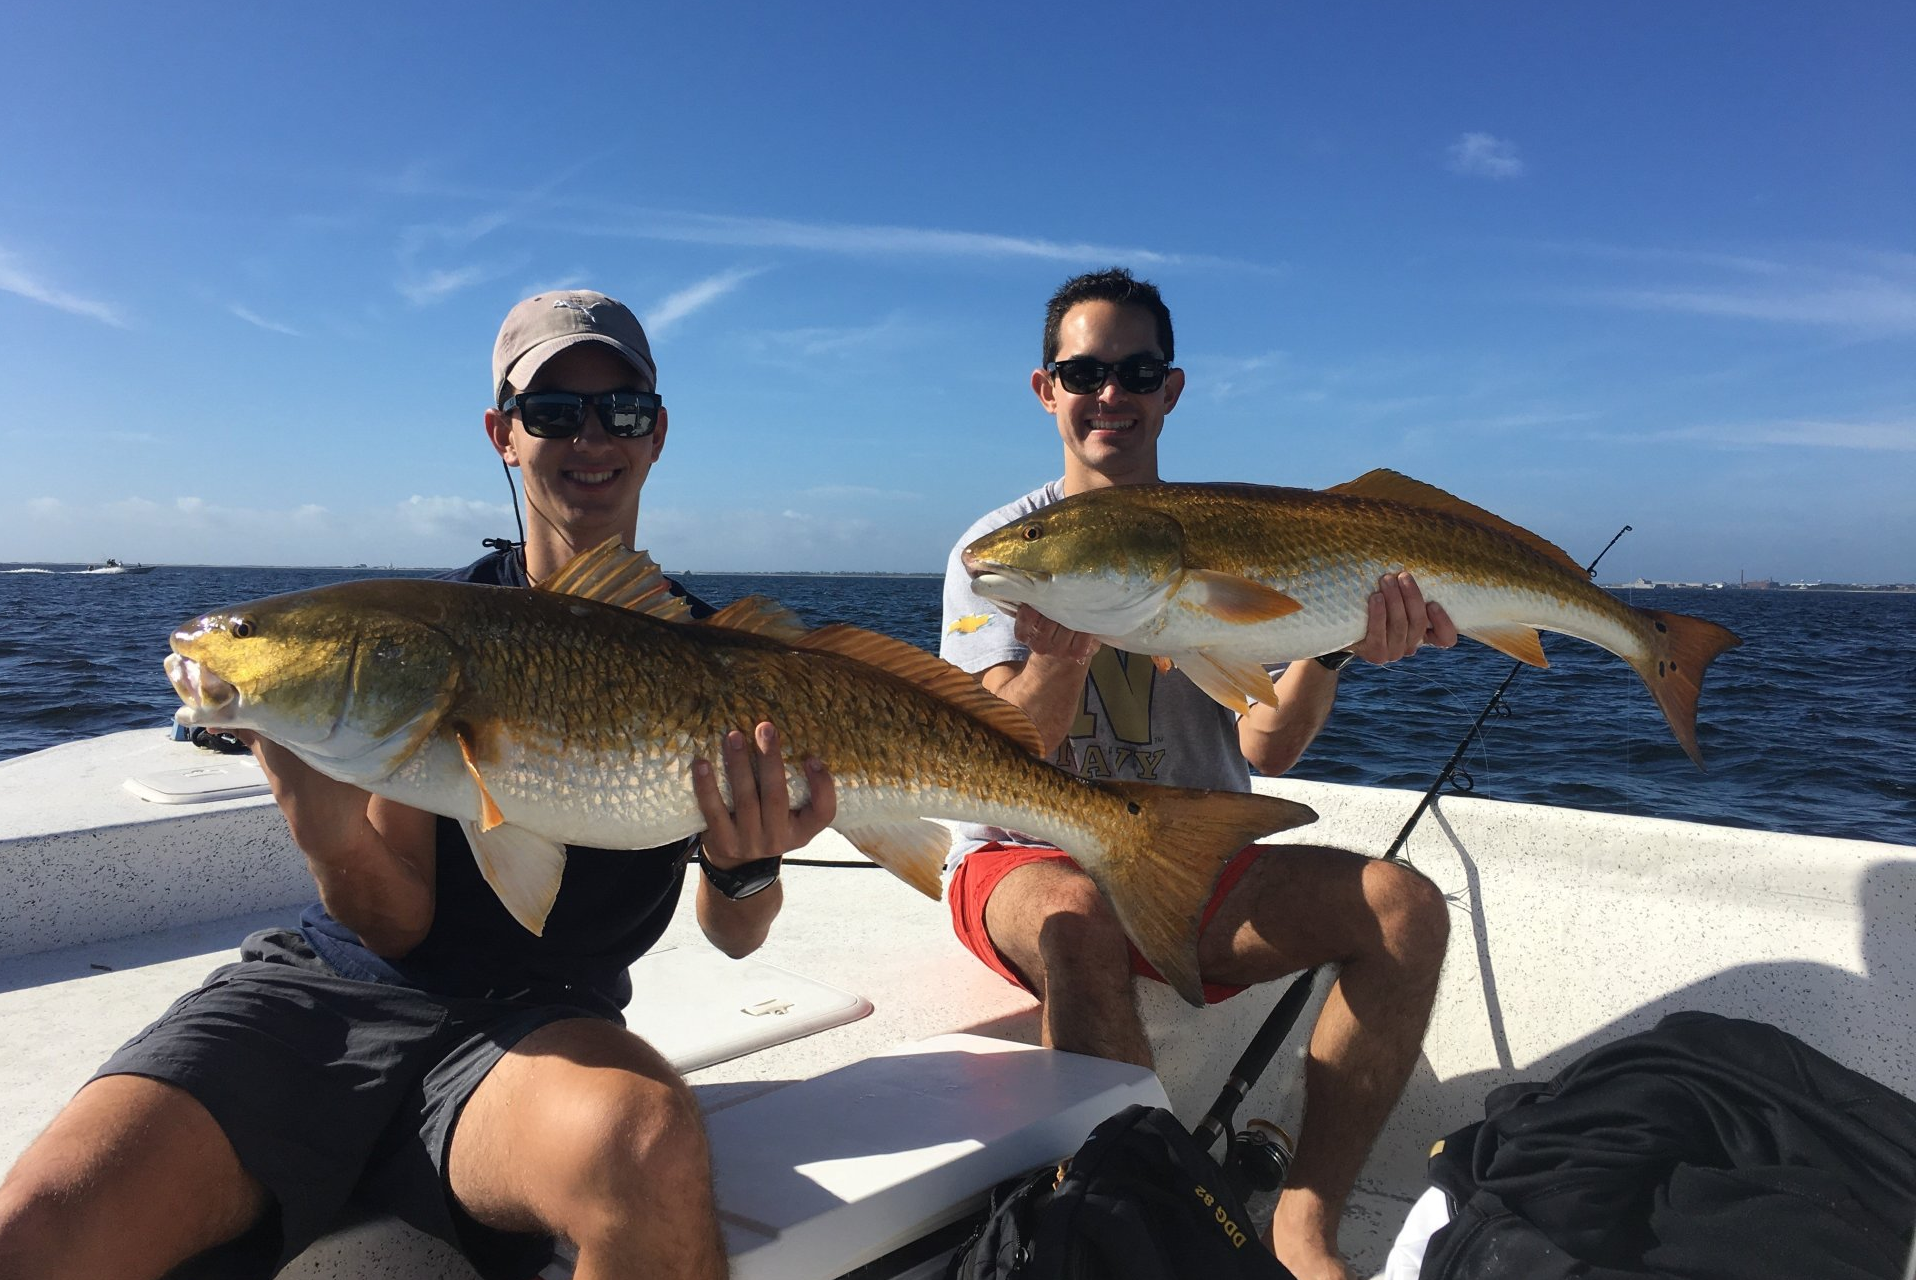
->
[499,389,663,439]
[1045,354,1172,396]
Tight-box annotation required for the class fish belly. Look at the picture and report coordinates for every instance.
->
[1146,563,1649,667]
[376,725,1106,865]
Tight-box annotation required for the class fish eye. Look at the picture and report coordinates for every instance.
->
[230,617,255,639]
[1021,523,1044,541]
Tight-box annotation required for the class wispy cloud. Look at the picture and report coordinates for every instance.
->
[558,208,1226,268]
[396,208,516,262]
[14,492,514,567]
[229,303,300,336]
[398,493,511,536]
[0,248,128,327]
[1590,281,1916,333]
[1558,242,1916,336]
[745,315,913,365]
[388,161,599,307]
[1447,132,1525,180]
[398,264,501,306]
[1645,417,1916,452]
[644,266,765,336]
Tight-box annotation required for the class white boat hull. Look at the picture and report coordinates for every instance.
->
[2,729,1910,1277]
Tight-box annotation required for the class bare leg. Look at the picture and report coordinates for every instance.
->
[982,859,1154,1068]
[0,1075,269,1279]
[449,1017,726,1280]
[1200,847,1450,1280]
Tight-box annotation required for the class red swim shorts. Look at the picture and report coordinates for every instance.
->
[947,842,1263,1006]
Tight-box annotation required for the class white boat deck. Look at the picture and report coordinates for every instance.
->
[4,728,1913,1276]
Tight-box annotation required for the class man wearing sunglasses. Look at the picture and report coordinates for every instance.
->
[0,291,830,1280]
[939,268,1456,1280]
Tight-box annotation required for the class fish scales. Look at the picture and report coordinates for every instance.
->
[165,549,1318,1004]
[389,587,1034,846]
[960,475,1742,767]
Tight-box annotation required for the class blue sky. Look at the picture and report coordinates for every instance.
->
[3,3,1911,581]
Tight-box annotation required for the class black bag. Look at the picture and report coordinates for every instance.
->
[946,1103,1297,1279]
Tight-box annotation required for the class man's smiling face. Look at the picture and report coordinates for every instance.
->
[489,343,666,551]
[1034,299,1183,493]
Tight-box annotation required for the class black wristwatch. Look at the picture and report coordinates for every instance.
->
[696,851,784,900]
[1314,650,1357,673]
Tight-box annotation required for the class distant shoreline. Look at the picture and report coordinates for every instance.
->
[4,564,1905,589]
[3,564,946,578]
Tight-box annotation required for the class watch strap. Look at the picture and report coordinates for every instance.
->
[697,851,784,900]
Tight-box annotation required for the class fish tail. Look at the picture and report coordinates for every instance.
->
[1085,782,1317,1006]
[1629,607,1743,768]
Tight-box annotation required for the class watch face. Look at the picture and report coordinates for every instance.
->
[701,853,783,900]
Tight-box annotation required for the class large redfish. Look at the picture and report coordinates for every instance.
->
[164,541,1316,1005]
[961,471,1742,767]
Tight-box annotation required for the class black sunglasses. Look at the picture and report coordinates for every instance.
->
[499,389,662,439]
[1046,354,1172,396]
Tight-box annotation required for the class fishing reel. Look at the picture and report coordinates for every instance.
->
[1223,1118,1295,1199]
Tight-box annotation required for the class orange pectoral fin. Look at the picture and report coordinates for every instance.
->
[1165,649,1279,714]
[1183,571,1302,623]
[456,730,506,831]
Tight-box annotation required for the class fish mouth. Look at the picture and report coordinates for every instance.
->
[961,554,1048,604]
[164,652,238,726]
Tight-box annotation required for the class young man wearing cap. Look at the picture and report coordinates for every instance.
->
[0,291,818,1280]
[939,268,1456,1280]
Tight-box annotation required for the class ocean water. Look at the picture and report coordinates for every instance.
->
[2,563,1911,847]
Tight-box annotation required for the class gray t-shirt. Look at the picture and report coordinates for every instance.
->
[941,480,1253,863]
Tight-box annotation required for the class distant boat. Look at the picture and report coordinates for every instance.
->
[79,558,156,576]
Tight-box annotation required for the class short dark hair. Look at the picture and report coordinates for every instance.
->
[1041,267,1175,366]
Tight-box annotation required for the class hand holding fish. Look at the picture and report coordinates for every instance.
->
[1345,571,1459,668]
[691,723,838,867]
[961,473,1743,767]
[1011,605,1099,664]
[691,721,836,956]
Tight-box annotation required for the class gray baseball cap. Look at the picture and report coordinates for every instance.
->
[492,290,657,406]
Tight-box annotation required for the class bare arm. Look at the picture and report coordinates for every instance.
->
[690,722,838,958]
[237,734,437,957]
[976,606,1100,755]
[1238,570,1460,775]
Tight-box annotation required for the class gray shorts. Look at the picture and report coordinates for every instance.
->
[96,928,608,1279]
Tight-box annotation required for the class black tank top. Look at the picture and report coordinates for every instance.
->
[299,548,714,1019]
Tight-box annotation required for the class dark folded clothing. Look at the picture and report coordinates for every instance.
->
[1422,1011,1916,1279]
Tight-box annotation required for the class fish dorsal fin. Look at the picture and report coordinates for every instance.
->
[800,623,1047,758]
[1328,470,1585,577]
[701,595,812,643]
[539,537,691,621]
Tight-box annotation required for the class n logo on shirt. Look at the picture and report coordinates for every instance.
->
[1056,650,1167,780]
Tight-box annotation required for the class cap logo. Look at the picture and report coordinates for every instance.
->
[552,296,607,321]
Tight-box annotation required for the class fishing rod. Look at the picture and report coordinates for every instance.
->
[1381,521,1632,860]
[1196,521,1634,1186]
